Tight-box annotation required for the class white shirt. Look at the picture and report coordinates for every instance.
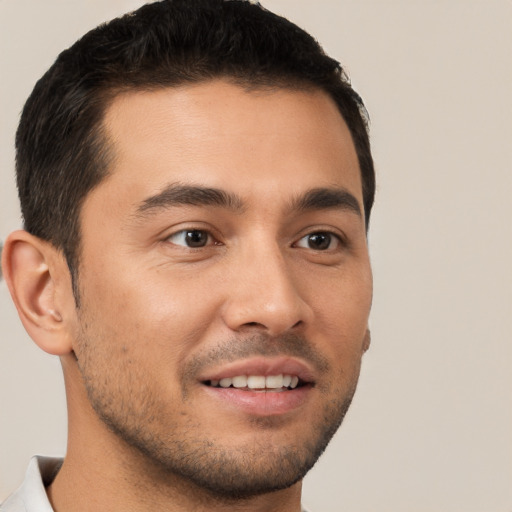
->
[0,456,61,512]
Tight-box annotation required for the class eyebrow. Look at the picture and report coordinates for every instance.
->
[135,183,245,217]
[290,187,362,217]
[134,183,362,219]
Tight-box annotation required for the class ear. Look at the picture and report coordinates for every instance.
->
[362,328,371,353]
[2,230,75,355]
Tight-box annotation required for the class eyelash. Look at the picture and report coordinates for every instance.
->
[164,228,344,252]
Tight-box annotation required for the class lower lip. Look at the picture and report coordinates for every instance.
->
[202,385,312,416]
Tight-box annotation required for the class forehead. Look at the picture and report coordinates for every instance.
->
[95,80,362,213]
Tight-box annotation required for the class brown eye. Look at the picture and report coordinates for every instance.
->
[296,232,340,251]
[308,233,331,250]
[167,229,210,248]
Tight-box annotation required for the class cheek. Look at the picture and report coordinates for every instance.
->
[76,260,222,368]
[308,265,372,356]
[312,263,372,321]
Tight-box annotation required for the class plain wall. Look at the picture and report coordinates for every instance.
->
[1,1,511,511]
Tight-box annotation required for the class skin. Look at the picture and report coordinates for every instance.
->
[3,80,372,512]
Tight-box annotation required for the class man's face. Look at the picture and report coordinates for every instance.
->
[72,80,372,497]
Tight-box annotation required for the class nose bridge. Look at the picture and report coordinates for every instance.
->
[222,237,311,335]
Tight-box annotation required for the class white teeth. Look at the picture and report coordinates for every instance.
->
[247,376,266,389]
[219,378,232,388]
[232,375,248,388]
[266,374,284,388]
[209,374,301,390]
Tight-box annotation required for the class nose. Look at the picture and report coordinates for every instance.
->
[221,242,313,336]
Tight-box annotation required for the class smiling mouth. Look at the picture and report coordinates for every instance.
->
[203,374,307,392]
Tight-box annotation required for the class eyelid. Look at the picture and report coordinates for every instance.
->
[293,224,347,246]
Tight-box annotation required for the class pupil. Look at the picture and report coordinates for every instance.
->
[308,233,330,250]
[185,230,207,247]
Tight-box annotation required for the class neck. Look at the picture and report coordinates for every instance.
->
[48,456,303,512]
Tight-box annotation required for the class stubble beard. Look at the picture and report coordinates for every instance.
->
[75,328,360,501]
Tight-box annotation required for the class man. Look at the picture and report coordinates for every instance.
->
[1,0,375,511]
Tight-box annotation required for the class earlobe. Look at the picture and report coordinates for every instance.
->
[2,230,74,355]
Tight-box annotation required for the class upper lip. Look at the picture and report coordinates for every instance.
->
[198,356,316,384]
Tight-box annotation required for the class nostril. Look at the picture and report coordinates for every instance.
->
[241,322,265,329]
[238,320,303,335]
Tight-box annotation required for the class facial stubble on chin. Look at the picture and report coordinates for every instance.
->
[75,328,361,500]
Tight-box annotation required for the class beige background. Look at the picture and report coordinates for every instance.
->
[1,1,511,511]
